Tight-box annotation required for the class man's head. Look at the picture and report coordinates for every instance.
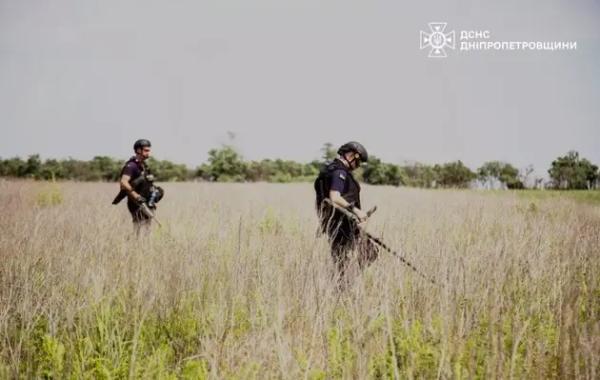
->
[133,139,152,160]
[338,141,368,170]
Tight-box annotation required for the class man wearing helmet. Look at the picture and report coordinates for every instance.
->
[112,139,163,233]
[314,141,378,274]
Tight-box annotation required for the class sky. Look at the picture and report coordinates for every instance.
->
[0,0,598,176]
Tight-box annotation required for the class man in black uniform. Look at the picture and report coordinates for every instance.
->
[314,141,378,274]
[112,139,163,234]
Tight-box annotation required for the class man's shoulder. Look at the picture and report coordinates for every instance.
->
[125,157,143,168]
[326,159,348,172]
[316,159,348,182]
[331,169,347,181]
[124,161,139,171]
[122,158,142,177]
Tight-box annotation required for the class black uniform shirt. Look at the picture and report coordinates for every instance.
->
[121,157,144,180]
[315,159,361,210]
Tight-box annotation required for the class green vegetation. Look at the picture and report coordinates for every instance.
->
[478,161,523,189]
[3,284,593,379]
[35,183,64,207]
[0,155,193,182]
[548,151,598,189]
[1,147,598,189]
[196,145,321,183]
[433,160,477,188]
[516,189,600,205]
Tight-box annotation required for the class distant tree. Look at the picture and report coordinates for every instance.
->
[303,161,320,177]
[243,158,320,182]
[548,151,598,189]
[89,156,121,181]
[362,156,406,186]
[385,164,407,186]
[320,142,337,162]
[244,160,271,182]
[0,157,26,177]
[362,157,387,185]
[205,145,247,182]
[402,163,436,188]
[39,159,67,180]
[23,155,42,178]
[434,161,476,188]
[478,161,523,189]
[147,158,191,181]
[195,163,212,181]
[60,158,91,180]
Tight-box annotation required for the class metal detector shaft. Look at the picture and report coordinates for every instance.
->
[362,232,438,286]
[139,203,163,228]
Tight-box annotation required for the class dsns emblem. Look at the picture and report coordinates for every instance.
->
[420,22,455,58]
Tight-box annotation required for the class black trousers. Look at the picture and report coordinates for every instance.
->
[321,215,378,271]
[127,200,152,224]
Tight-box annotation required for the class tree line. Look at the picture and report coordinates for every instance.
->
[0,145,598,190]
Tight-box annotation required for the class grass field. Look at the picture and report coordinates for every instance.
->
[0,180,599,379]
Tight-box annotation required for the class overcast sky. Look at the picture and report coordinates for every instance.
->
[1,0,598,175]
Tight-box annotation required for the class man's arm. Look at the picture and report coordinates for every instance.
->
[327,169,367,221]
[120,174,142,201]
[329,190,367,222]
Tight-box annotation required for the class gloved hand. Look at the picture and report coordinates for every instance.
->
[353,208,368,223]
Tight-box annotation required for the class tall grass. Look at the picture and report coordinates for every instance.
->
[0,180,598,379]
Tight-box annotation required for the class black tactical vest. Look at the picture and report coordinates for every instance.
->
[112,157,152,205]
[314,159,361,211]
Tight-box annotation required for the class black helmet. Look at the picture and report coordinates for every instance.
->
[133,139,152,152]
[337,141,368,163]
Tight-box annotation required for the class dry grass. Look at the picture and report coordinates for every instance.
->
[0,180,599,379]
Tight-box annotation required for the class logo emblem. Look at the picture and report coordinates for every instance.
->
[420,22,455,58]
